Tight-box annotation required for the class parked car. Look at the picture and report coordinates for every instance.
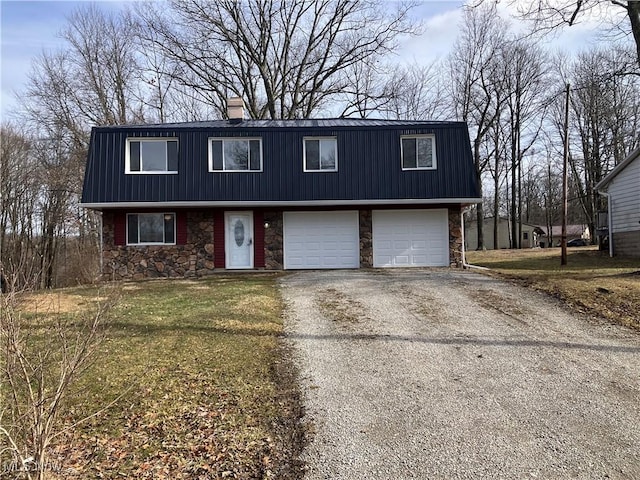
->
[567,238,588,247]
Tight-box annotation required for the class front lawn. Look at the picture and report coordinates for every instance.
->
[10,275,304,479]
[466,247,640,329]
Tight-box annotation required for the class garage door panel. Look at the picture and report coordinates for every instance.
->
[284,211,360,269]
[373,209,449,267]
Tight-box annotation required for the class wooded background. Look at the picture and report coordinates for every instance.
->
[2,0,639,290]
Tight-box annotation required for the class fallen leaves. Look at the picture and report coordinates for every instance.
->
[39,276,304,479]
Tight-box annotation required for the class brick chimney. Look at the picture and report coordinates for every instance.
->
[227,97,244,122]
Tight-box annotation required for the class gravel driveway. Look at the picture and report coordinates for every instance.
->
[280,269,640,479]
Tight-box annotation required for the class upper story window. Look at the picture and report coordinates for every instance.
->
[126,138,178,174]
[209,138,262,172]
[401,135,436,170]
[127,213,175,245]
[304,137,337,172]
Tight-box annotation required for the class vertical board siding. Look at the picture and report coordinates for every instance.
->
[82,122,480,205]
[254,211,265,267]
[213,210,225,268]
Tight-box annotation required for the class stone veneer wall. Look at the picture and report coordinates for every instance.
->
[359,210,373,267]
[263,211,283,269]
[448,207,463,267]
[101,211,215,281]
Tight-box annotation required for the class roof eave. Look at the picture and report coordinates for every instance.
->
[595,146,640,191]
[80,198,483,211]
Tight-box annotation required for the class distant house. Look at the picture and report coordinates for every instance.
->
[465,217,544,250]
[80,98,482,280]
[596,147,640,257]
[538,225,591,248]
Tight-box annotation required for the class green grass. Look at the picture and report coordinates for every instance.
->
[14,275,304,479]
[466,247,640,329]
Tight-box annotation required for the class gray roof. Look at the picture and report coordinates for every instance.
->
[98,118,463,130]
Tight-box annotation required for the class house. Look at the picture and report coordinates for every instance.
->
[595,147,640,257]
[538,225,591,248]
[80,100,481,280]
[464,217,545,250]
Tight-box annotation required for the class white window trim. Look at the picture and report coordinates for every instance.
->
[207,137,264,172]
[400,134,437,171]
[303,136,338,172]
[125,137,179,175]
[126,212,177,246]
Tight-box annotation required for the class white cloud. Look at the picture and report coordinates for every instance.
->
[393,0,627,70]
[403,6,463,64]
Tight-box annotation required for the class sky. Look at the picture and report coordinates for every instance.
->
[0,0,618,121]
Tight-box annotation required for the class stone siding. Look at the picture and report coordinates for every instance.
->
[101,207,466,279]
[264,211,284,269]
[359,210,373,267]
[101,211,215,281]
[448,207,463,267]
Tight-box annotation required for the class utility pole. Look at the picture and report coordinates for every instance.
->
[561,83,570,266]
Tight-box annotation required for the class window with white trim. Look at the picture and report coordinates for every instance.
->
[127,213,176,245]
[126,138,178,173]
[401,135,436,170]
[208,138,262,171]
[304,137,337,171]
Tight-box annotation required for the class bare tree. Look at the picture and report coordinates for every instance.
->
[511,0,640,68]
[553,48,640,242]
[447,4,507,249]
[0,126,40,290]
[338,60,446,120]
[135,0,421,119]
[500,40,550,248]
[0,287,120,480]
[14,4,150,289]
[383,62,447,120]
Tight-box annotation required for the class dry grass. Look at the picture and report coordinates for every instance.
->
[12,275,304,479]
[466,247,640,329]
[17,291,107,314]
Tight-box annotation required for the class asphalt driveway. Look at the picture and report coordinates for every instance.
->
[280,270,640,479]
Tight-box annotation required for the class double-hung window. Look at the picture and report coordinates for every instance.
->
[401,135,436,170]
[209,138,262,172]
[304,137,337,172]
[126,138,178,173]
[127,213,176,245]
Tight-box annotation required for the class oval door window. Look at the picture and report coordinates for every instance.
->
[234,219,245,246]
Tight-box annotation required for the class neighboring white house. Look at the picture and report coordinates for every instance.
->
[465,217,545,250]
[595,147,640,257]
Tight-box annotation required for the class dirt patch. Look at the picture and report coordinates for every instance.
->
[268,342,308,480]
[466,288,531,322]
[315,288,369,325]
[388,286,447,323]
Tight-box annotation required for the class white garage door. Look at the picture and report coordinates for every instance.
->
[373,209,449,267]
[283,211,360,269]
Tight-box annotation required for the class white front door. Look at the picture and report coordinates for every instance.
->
[225,212,253,269]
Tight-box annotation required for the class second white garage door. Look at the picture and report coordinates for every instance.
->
[373,209,449,267]
[283,211,360,269]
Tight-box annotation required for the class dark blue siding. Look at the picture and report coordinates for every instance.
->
[81,120,480,204]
